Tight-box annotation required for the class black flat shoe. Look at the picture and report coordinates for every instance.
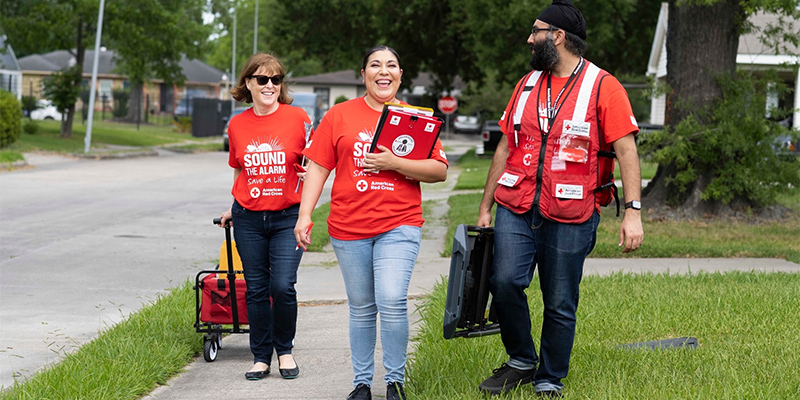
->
[279,363,299,379]
[245,366,270,380]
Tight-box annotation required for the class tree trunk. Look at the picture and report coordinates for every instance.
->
[126,84,144,123]
[60,16,88,138]
[643,0,745,211]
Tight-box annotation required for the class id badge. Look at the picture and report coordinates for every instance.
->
[558,120,591,164]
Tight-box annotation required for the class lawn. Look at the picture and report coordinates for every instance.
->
[1,119,212,156]
[407,271,800,399]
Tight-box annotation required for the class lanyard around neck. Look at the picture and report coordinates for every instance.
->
[541,57,584,134]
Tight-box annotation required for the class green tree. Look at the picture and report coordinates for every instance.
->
[205,0,275,75]
[104,0,211,122]
[1,0,98,137]
[269,0,378,75]
[643,0,800,215]
[43,66,81,128]
[0,0,211,133]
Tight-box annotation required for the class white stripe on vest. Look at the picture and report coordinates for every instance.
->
[571,63,601,122]
[510,62,601,146]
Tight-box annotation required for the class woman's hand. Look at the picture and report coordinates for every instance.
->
[217,208,233,227]
[294,215,313,251]
[362,145,398,173]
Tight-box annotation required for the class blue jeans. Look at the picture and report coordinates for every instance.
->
[490,205,599,392]
[231,201,302,365]
[331,225,421,387]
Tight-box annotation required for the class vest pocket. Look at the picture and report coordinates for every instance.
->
[494,166,536,214]
[540,177,594,223]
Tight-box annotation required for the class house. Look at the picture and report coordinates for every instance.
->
[289,70,463,114]
[17,49,225,114]
[0,35,22,99]
[647,2,800,129]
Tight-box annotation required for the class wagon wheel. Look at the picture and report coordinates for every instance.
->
[203,337,218,362]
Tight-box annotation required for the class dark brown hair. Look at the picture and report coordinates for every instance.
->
[361,45,401,71]
[230,53,293,104]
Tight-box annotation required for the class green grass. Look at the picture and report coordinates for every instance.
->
[307,201,331,252]
[5,119,208,154]
[453,149,490,190]
[0,281,201,400]
[442,192,800,262]
[0,151,24,163]
[407,271,800,399]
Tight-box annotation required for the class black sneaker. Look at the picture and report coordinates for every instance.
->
[478,363,535,395]
[386,381,406,400]
[347,383,372,400]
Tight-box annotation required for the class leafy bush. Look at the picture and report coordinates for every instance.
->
[0,90,23,148]
[112,88,130,118]
[334,94,349,104]
[640,71,800,207]
[172,116,192,133]
[23,119,39,135]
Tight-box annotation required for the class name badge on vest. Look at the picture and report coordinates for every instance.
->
[498,172,520,187]
[562,120,590,137]
[555,183,583,199]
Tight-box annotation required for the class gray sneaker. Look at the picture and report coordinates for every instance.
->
[478,363,535,395]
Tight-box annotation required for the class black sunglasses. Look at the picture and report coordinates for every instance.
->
[531,26,559,35]
[249,74,284,85]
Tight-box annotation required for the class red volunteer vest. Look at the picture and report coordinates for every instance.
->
[495,61,615,224]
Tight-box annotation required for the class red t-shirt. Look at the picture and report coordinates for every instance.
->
[303,97,449,240]
[228,104,311,211]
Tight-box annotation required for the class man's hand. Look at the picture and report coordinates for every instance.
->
[477,211,493,228]
[619,210,643,252]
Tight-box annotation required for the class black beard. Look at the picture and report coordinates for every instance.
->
[529,36,559,71]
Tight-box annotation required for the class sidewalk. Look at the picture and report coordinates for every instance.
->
[143,135,800,400]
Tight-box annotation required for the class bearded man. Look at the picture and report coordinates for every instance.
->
[476,0,644,397]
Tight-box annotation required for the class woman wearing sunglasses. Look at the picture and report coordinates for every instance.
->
[217,53,311,381]
[293,45,448,400]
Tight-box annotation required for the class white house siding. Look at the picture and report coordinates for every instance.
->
[650,93,666,125]
[291,83,360,110]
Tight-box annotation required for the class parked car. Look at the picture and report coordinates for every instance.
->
[292,92,322,129]
[222,107,249,152]
[454,114,481,134]
[174,97,192,118]
[481,120,503,153]
[30,100,64,121]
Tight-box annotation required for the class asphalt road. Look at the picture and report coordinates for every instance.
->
[0,149,235,388]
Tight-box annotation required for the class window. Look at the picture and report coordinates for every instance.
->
[99,79,113,102]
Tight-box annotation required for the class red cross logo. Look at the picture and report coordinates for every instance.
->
[250,187,261,198]
[356,180,369,192]
[565,122,571,131]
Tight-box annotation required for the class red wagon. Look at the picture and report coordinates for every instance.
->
[193,218,249,362]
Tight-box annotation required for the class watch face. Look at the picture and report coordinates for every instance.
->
[626,201,641,210]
